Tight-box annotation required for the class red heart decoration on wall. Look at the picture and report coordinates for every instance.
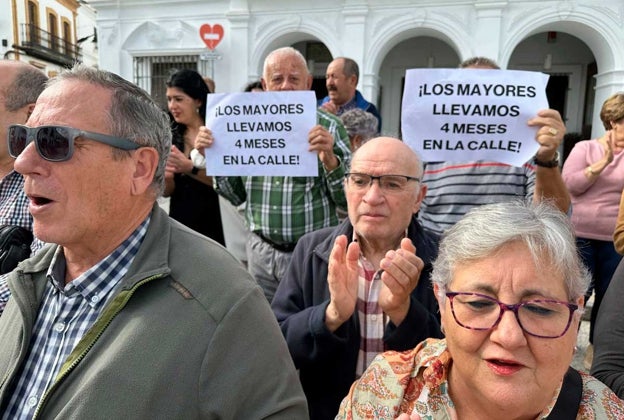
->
[199,24,224,50]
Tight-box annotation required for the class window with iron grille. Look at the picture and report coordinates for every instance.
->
[133,55,212,110]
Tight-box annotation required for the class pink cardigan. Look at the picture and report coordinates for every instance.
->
[562,139,624,241]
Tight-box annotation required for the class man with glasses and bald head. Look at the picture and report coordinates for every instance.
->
[271,136,442,420]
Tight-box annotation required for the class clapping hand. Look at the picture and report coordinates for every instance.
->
[325,235,359,332]
[379,238,423,326]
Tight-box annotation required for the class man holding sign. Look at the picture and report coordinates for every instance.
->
[196,47,351,302]
[402,57,570,234]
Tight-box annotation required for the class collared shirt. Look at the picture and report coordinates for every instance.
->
[215,109,351,245]
[0,171,46,315]
[319,90,382,131]
[0,170,44,254]
[335,95,360,116]
[2,217,149,420]
[354,231,407,377]
[356,256,386,377]
[0,171,32,230]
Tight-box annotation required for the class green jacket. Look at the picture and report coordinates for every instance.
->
[0,205,308,419]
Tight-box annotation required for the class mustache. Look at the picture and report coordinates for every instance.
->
[327,85,337,91]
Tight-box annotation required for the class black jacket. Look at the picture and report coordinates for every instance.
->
[271,215,443,420]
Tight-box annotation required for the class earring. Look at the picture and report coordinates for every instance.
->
[196,108,200,114]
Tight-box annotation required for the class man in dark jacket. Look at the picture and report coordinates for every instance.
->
[272,137,442,420]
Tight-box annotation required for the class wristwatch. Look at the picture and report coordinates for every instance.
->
[191,166,200,175]
[533,152,560,168]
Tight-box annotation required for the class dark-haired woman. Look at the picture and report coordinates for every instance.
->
[164,69,224,245]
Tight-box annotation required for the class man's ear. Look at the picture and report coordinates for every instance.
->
[26,103,36,121]
[412,183,427,214]
[130,147,159,196]
[306,74,313,90]
[18,103,37,124]
[349,75,358,88]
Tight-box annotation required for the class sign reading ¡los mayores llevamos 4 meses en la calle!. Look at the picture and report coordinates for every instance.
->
[401,68,550,167]
[204,90,318,176]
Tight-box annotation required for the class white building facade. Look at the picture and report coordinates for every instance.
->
[89,0,623,142]
[1,0,98,75]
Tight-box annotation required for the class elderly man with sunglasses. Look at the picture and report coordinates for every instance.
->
[0,64,307,419]
[271,137,442,420]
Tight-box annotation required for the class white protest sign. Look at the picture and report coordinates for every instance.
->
[205,91,318,176]
[401,69,550,166]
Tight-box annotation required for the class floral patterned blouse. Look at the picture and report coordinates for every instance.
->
[336,338,624,419]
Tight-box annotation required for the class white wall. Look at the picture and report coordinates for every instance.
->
[89,0,624,139]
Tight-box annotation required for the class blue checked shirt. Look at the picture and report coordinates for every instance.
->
[1,216,149,420]
[0,171,47,314]
[0,170,45,254]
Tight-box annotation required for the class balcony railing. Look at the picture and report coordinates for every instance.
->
[15,23,82,66]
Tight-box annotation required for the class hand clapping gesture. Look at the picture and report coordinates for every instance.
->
[379,238,423,326]
[325,236,423,332]
[325,235,359,332]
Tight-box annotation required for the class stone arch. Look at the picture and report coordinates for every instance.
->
[500,8,619,71]
[250,18,340,77]
[365,11,470,79]
[501,6,622,137]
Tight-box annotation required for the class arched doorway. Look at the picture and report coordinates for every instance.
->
[509,31,596,159]
[378,36,460,137]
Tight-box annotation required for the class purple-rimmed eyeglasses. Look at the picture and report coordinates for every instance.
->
[445,291,579,339]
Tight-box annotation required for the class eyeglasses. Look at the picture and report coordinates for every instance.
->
[8,124,140,162]
[445,291,578,339]
[345,172,420,193]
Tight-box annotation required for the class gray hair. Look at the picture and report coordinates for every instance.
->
[48,64,171,197]
[340,109,378,143]
[335,57,360,81]
[4,63,48,112]
[459,56,500,70]
[431,200,591,301]
[263,47,309,79]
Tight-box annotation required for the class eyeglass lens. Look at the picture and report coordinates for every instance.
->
[347,173,413,192]
[449,293,574,338]
[9,126,72,161]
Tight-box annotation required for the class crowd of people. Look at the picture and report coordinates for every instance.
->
[0,49,624,419]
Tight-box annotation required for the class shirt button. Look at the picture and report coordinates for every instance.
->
[53,322,65,333]
[371,315,377,321]
[90,295,100,304]
[27,395,38,407]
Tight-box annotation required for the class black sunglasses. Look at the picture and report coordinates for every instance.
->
[8,124,140,162]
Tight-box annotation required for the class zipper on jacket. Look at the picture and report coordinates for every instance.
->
[32,273,166,419]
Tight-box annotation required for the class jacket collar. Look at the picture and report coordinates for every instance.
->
[14,204,172,294]
[312,215,437,265]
